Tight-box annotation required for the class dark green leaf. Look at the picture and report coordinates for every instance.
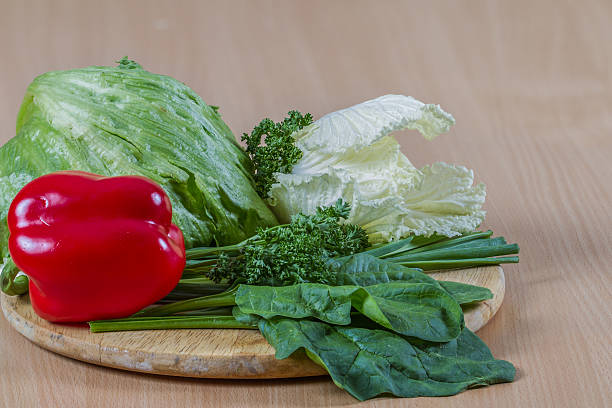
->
[242,111,312,198]
[329,253,492,306]
[234,280,464,342]
[329,253,434,286]
[234,283,354,325]
[353,282,464,341]
[232,306,262,326]
[259,318,515,401]
[439,281,493,305]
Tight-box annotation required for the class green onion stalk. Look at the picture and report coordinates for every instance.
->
[89,315,253,333]
[90,287,247,332]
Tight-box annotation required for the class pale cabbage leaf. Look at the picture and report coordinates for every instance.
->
[268,95,486,242]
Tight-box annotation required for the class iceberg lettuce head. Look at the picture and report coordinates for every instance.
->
[0,59,278,259]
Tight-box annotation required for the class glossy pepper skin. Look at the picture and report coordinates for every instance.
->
[8,171,186,322]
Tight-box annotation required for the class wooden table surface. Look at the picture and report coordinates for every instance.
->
[1,1,610,407]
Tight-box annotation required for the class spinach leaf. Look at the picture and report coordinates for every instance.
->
[259,318,515,401]
[231,306,262,326]
[329,253,434,286]
[438,281,493,305]
[330,253,493,305]
[234,283,354,325]
[234,281,464,342]
[349,282,463,342]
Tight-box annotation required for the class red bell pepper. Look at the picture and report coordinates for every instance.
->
[7,171,186,322]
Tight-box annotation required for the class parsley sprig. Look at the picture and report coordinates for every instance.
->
[184,199,369,286]
[242,111,313,198]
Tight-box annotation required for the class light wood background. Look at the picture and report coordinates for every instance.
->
[0,0,610,407]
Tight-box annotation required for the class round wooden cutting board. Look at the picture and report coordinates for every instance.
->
[1,266,505,379]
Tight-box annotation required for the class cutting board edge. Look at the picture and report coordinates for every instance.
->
[0,293,328,378]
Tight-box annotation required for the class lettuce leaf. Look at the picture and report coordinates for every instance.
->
[268,95,485,242]
[0,59,278,259]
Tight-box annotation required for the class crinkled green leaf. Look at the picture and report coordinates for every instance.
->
[329,253,435,286]
[259,318,515,401]
[231,306,262,326]
[234,280,464,342]
[329,253,493,305]
[234,283,354,325]
[438,281,493,305]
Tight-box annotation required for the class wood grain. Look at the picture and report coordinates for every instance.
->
[0,0,611,407]
[1,266,504,379]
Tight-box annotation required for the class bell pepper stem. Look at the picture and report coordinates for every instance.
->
[1,258,29,296]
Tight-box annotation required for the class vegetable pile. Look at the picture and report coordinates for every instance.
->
[0,59,520,401]
[89,203,517,400]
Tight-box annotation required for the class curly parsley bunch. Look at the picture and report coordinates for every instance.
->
[242,110,313,198]
[207,199,369,286]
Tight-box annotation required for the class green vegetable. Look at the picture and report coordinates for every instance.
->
[158,278,231,303]
[236,282,464,342]
[262,95,487,243]
[199,199,369,286]
[438,281,493,305]
[162,251,497,307]
[259,318,515,401]
[242,111,313,198]
[0,58,278,260]
[182,202,516,289]
[0,258,28,296]
[236,284,355,325]
[90,247,514,400]
[89,315,252,332]
[331,253,433,286]
[132,280,464,342]
[232,306,263,326]
[330,253,493,305]
[360,230,519,270]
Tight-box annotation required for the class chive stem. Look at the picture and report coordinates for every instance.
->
[89,315,253,333]
[397,256,520,271]
[403,230,494,255]
[134,287,238,317]
[386,243,519,263]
